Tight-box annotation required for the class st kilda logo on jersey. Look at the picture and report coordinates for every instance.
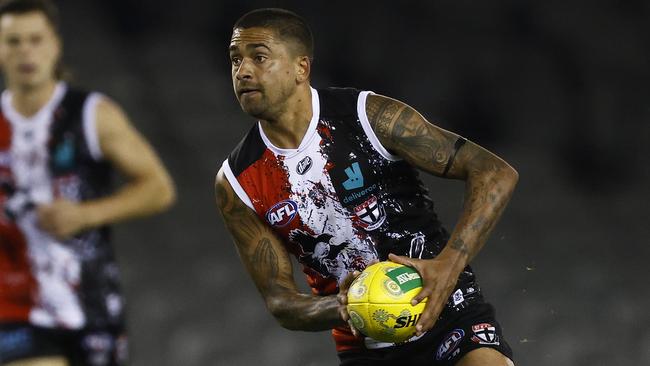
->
[266,199,298,227]
[296,156,313,175]
[471,323,499,345]
[353,195,386,231]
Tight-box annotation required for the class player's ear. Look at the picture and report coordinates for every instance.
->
[296,55,310,83]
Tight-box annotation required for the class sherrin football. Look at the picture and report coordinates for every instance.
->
[346,261,426,343]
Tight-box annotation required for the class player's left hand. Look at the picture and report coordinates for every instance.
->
[37,199,90,240]
[388,253,463,336]
[337,270,362,338]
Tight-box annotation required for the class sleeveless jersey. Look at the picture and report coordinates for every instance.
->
[223,87,482,352]
[0,83,124,330]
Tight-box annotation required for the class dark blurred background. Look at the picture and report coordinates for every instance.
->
[32,0,650,364]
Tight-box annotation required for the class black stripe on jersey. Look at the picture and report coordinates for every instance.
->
[227,124,267,177]
[49,87,87,141]
[317,87,360,119]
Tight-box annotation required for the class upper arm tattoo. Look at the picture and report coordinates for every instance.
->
[366,95,460,177]
[215,172,293,294]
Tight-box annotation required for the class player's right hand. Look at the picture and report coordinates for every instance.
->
[337,270,361,337]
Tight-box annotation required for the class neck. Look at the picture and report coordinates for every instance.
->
[8,79,58,118]
[259,84,313,149]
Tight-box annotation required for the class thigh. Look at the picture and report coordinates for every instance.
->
[433,303,513,366]
[456,348,514,366]
[4,356,69,366]
[0,323,66,364]
[67,328,128,366]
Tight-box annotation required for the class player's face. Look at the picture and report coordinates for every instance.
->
[229,27,300,119]
[0,11,61,90]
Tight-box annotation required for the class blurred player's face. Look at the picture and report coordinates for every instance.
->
[229,27,304,120]
[0,11,61,90]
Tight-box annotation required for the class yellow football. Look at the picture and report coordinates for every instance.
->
[347,261,426,343]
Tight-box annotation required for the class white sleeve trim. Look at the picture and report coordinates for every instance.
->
[82,92,103,161]
[356,91,401,161]
[221,159,255,211]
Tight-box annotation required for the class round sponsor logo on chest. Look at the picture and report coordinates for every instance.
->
[296,156,313,175]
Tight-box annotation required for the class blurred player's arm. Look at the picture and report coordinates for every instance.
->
[37,97,176,239]
[365,94,518,335]
[215,168,345,331]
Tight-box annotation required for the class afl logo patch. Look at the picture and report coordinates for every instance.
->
[296,156,313,175]
[266,200,298,227]
[436,329,465,361]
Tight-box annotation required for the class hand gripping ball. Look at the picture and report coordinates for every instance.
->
[346,261,426,343]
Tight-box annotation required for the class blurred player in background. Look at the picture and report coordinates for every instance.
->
[216,8,518,366]
[0,0,176,365]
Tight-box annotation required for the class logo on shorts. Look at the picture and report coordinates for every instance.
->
[296,156,313,175]
[452,289,465,306]
[353,196,386,231]
[266,200,298,227]
[471,323,499,345]
[436,329,465,361]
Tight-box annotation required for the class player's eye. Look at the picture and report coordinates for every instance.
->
[254,54,267,63]
[30,35,42,46]
[230,56,242,66]
[5,36,19,47]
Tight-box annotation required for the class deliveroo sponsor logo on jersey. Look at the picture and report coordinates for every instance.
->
[341,161,377,204]
[342,162,364,190]
[53,135,75,170]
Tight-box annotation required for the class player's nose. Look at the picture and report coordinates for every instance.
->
[235,59,254,81]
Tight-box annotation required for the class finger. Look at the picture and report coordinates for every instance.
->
[411,284,433,306]
[348,320,360,338]
[37,216,54,233]
[387,253,415,267]
[415,298,445,336]
[339,306,350,322]
[339,270,360,292]
[337,293,348,305]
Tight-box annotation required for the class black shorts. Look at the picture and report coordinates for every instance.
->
[0,323,128,366]
[338,302,513,366]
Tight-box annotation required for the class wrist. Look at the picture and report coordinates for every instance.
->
[79,203,103,229]
[437,244,470,273]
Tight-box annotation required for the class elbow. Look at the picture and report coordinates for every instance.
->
[266,295,300,330]
[502,164,519,191]
[160,179,177,210]
[150,173,177,213]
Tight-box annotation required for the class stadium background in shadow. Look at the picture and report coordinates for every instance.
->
[9,1,646,365]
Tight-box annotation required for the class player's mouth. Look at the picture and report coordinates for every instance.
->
[238,87,261,98]
[17,63,37,74]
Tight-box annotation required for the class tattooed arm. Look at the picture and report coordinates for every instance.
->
[365,94,519,335]
[215,168,346,331]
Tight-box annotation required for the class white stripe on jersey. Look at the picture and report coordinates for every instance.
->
[2,82,86,328]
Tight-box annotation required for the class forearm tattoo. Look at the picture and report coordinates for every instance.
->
[366,94,517,263]
[252,238,279,281]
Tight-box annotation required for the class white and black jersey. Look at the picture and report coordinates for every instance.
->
[223,87,483,352]
[0,83,123,331]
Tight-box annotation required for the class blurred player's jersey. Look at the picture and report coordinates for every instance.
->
[223,87,482,351]
[0,83,124,330]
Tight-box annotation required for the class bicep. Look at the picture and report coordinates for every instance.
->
[214,170,297,298]
[94,98,166,179]
[365,94,473,179]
